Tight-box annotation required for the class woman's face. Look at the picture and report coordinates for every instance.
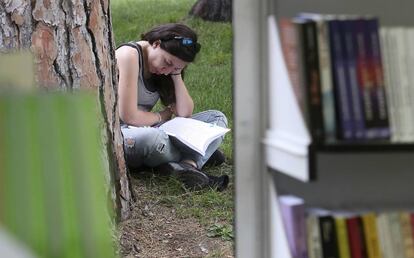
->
[147,41,188,75]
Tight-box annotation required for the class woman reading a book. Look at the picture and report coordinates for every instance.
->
[116,23,229,191]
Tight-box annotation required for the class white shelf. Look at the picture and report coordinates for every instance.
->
[264,15,312,182]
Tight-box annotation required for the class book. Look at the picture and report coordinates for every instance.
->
[158,117,230,156]
[341,18,366,140]
[399,212,414,258]
[279,18,307,122]
[365,18,391,139]
[334,214,352,258]
[299,18,325,142]
[279,195,308,258]
[298,13,337,142]
[307,210,324,258]
[387,212,406,258]
[361,212,382,258]
[328,18,355,140]
[319,215,340,258]
[346,216,368,258]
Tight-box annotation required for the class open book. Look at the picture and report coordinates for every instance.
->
[159,117,230,156]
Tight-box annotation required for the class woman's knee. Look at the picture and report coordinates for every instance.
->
[194,110,228,128]
[208,110,228,128]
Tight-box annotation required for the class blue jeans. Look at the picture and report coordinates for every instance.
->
[121,110,228,169]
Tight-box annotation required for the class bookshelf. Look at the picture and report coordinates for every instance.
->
[264,1,414,258]
[233,0,414,257]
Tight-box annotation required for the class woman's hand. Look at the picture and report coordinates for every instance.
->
[167,103,177,116]
[159,106,173,122]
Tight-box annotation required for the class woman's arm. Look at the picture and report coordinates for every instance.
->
[171,73,194,117]
[116,46,171,126]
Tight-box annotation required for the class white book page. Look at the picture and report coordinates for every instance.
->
[159,117,230,156]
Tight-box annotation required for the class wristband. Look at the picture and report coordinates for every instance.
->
[170,73,181,76]
[155,112,162,123]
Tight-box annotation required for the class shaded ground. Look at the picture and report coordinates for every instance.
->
[118,168,234,258]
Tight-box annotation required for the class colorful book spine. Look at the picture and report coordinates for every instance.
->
[361,213,382,258]
[328,19,355,140]
[335,216,352,258]
[354,18,381,139]
[341,18,366,139]
[347,216,368,258]
[366,18,391,139]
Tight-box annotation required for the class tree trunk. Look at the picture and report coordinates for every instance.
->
[0,0,132,221]
[189,0,232,22]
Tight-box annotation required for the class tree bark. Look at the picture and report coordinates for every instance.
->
[189,0,232,22]
[0,0,133,221]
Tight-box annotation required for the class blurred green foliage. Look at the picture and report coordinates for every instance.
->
[0,92,115,258]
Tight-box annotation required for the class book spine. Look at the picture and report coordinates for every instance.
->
[279,18,308,125]
[307,215,323,258]
[377,213,394,258]
[342,18,366,139]
[328,19,355,140]
[279,196,308,258]
[354,18,380,139]
[335,216,352,258]
[313,18,337,142]
[347,216,368,258]
[388,212,406,258]
[301,20,325,142]
[379,28,400,142]
[319,216,340,258]
[361,213,382,258]
[400,212,414,258]
[366,18,391,139]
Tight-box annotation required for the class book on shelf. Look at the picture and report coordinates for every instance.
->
[341,17,366,140]
[399,212,414,258]
[387,212,406,258]
[306,210,324,258]
[298,13,337,142]
[361,212,382,258]
[158,117,230,156]
[279,18,307,123]
[328,18,355,140]
[366,18,391,139]
[334,213,352,258]
[346,215,368,258]
[319,215,340,258]
[277,13,414,143]
[279,195,308,258]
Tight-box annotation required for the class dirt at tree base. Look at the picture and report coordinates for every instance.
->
[118,174,234,258]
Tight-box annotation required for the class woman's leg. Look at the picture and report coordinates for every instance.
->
[180,110,228,169]
[121,125,181,168]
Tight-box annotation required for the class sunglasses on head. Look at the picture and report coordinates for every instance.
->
[162,36,195,46]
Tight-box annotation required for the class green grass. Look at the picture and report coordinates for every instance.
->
[111,0,234,240]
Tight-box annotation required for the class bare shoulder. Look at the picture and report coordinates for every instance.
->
[116,45,139,67]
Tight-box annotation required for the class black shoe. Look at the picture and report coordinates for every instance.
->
[205,149,226,167]
[157,162,210,190]
[207,174,229,192]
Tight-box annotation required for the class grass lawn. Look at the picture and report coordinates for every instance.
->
[111,0,234,256]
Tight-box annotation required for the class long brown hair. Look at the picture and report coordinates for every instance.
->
[141,23,201,106]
